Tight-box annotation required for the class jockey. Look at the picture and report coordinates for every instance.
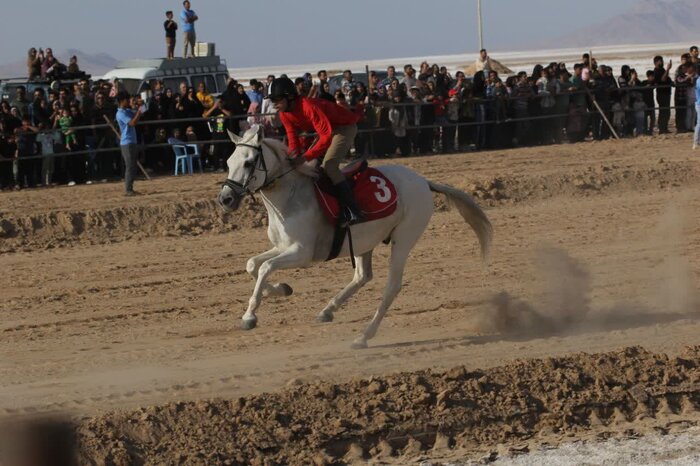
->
[267,77,365,225]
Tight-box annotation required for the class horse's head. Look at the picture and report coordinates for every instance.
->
[218,125,280,212]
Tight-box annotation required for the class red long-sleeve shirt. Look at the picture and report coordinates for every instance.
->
[279,96,360,160]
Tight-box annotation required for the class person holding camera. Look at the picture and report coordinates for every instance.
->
[115,92,145,196]
[27,48,43,80]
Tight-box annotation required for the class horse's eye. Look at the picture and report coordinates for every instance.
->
[244,161,253,168]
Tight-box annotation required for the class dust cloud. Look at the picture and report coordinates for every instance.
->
[483,205,699,337]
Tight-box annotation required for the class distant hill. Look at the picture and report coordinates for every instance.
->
[530,0,700,49]
[0,49,118,79]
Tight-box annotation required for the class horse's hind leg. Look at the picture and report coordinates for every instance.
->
[317,251,373,323]
[247,249,294,297]
[351,242,411,349]
[352,202,431,349]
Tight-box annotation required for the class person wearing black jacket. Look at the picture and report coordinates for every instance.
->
[653,55,672,133]
[164,11,178,60]
[30,89,51,128]
[592,66,617,140]
[220,79,250,134]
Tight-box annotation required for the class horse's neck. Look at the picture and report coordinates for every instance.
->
[259,170,315,220]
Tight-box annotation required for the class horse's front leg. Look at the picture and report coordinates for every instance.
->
[241,245,311,330]
[317,251,373,323]
[246,249,294,297]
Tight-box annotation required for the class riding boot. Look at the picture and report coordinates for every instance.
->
[334,180,366,226]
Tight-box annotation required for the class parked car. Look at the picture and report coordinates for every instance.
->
[101,55,230,97]
[0,75,90,101]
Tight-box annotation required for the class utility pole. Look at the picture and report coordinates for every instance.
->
[476,0,483,51]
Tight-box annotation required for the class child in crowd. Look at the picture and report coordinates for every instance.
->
[58,108,76,151]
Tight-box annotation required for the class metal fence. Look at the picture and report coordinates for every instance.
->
[0,83,694,186]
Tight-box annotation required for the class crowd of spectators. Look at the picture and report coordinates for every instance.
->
[307,48,699,158]
[1,46,699,191]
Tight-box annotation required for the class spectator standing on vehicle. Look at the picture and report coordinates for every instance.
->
[27,48,43,80]
[67,55,81,76]
[164,11,178,59]
[180,1,198,58]
[41,48,64,80]
[115,92,144,196]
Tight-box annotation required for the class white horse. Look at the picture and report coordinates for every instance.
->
[217,126,492,349]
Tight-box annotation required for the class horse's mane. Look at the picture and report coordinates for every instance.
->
[260,137,289,164]
[237,125,289,165]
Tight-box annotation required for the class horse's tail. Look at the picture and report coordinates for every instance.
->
[428,180,493,260]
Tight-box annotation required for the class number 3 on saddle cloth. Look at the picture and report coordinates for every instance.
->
[313,159,399,264]
[314,159,398,225]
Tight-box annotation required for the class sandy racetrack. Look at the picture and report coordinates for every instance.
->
[1,134,700,464]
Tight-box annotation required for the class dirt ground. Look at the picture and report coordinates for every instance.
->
[1,134,700,464]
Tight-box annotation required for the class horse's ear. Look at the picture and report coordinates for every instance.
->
[227,129,242,144]
[256,124,265,142]
[246,123,262,141]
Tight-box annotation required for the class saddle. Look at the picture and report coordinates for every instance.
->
[313,159,398,225]
[313,159,398,264]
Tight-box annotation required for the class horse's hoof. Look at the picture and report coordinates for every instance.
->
[241,317,258,330]
[350,338,368,350]
[316,312,333,323]
[280,283,293,296]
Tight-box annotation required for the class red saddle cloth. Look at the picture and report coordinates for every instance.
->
[314,160,398,224]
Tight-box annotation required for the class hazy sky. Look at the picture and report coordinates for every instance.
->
[0,0,637,67]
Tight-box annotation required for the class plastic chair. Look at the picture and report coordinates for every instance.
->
[169,137,203,175]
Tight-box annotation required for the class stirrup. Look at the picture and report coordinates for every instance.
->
[341,206,365,226]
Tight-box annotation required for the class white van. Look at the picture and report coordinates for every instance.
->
[101,55,230,96]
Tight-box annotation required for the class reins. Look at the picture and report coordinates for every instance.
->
[222,142,297,199]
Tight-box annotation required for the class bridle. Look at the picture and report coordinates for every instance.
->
[222,142,296,199]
